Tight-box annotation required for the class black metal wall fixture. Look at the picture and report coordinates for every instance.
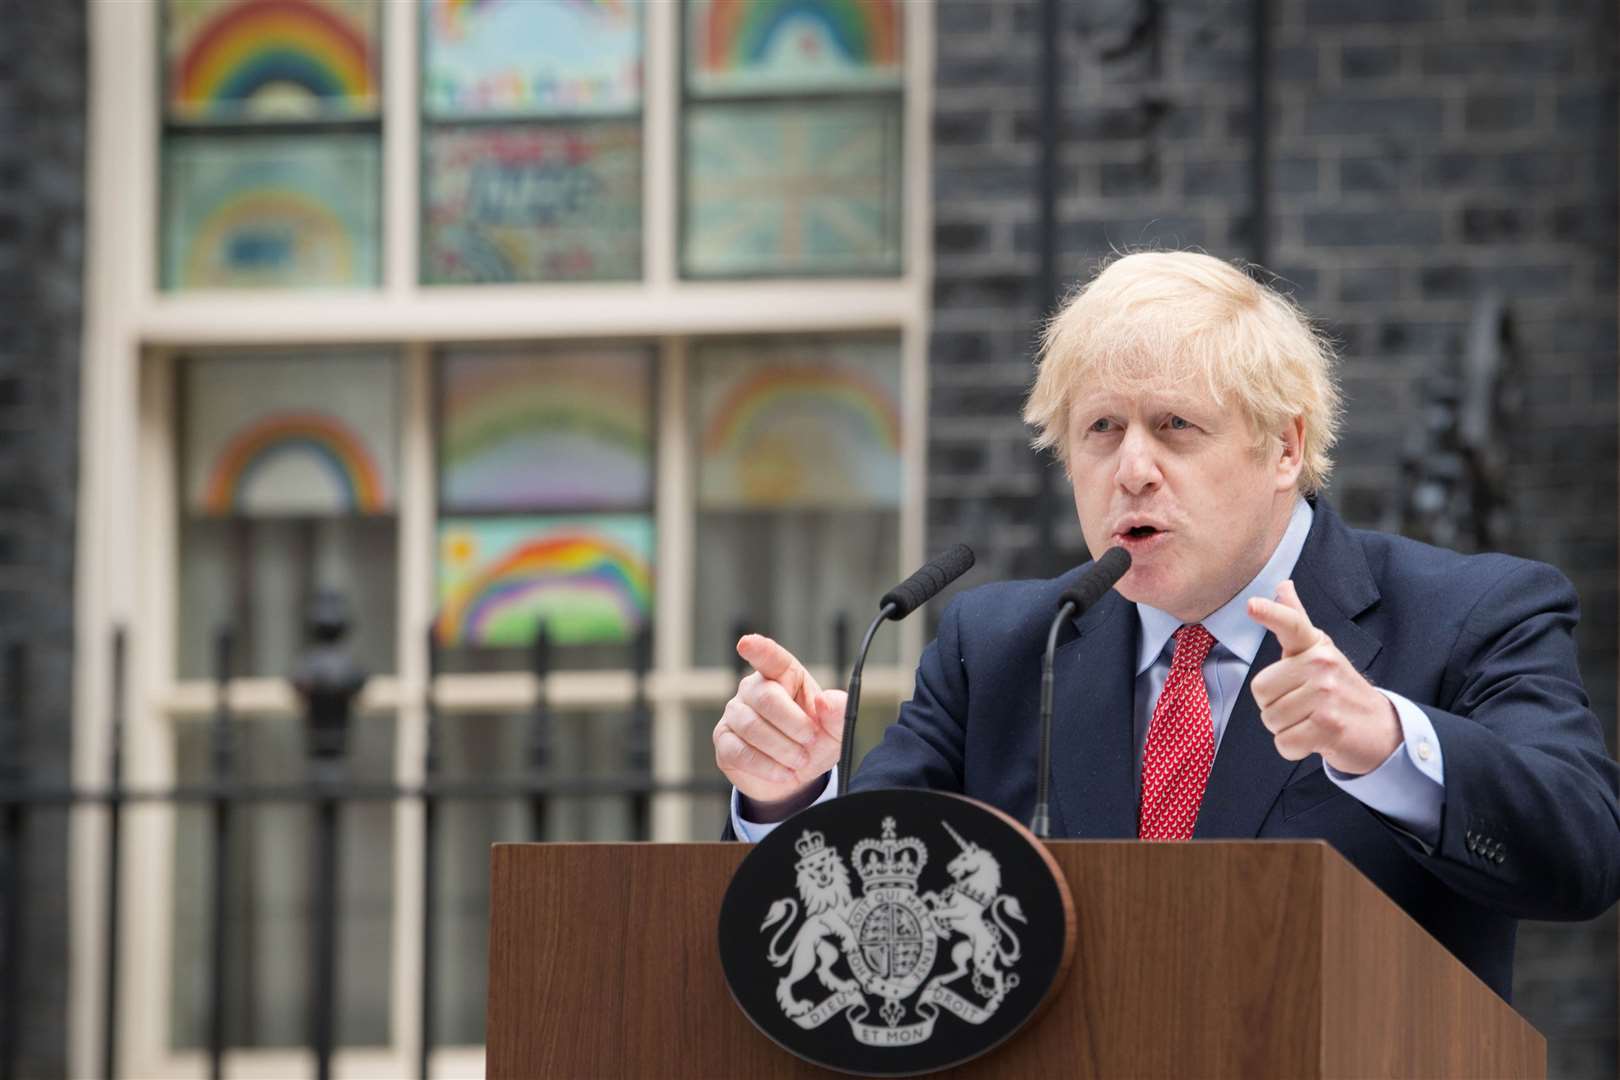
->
[1381,292,1521,553]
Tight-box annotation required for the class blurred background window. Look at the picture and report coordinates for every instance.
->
[420,0,644,283]
[177,351,400,679]
[692,335,902,666]
[681,0,904,277]
[160,0,384,289]
[434,345,656,672]
[121,0,925,1070]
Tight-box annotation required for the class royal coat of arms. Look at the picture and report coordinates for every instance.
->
[758,815,1027,1046]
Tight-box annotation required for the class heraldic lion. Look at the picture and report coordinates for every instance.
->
[761,833,859,1017]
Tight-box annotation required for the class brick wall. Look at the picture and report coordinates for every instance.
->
[0,0,84,1074]
[929,0,1617,1075]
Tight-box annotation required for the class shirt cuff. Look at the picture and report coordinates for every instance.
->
[730,768,839,842]
[1322,690,1444,847]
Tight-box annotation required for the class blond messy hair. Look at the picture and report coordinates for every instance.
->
[1023,251,1342,493]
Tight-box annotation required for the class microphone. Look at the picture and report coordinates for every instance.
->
[1031,546,1131,838]
[837,545,976,794]
[878,543,977,619]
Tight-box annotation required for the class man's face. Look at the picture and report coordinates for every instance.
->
[1065,383,1302,623]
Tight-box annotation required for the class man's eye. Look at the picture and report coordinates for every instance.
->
[1088,418,1114,433]
[1167,415,1192,431]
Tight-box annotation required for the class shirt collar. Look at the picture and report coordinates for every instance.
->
[1134,498,1315,675]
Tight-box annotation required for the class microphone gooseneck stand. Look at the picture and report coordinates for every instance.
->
[836,545,976,796]
[835,601,898,796]
[1032,546,1133,837]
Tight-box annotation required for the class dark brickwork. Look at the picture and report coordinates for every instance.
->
[930,1,1617,1075]
[0,0,84,1074]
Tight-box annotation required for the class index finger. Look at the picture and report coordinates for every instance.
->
[736,634,824,707]
[1246,596,1322,658]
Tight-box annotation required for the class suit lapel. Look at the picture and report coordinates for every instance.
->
[1193,500,1384,839]
[1049,591,1139,838]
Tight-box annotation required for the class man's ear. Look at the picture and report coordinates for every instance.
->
[1276,415,1306,489]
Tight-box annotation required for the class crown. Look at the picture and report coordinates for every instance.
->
[794,829,837,871]
[853,816,927,891]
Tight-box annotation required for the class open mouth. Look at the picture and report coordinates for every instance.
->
[1115,524,1169,547]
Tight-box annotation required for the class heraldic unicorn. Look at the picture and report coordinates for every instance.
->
[759,815,1028,1047]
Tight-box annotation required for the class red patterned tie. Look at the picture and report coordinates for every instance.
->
[1139,624,1217,840]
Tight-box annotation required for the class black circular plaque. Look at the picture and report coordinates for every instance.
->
[718,789,1074,1077]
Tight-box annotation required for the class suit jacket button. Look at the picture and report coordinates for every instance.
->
[1494,851,1505,864]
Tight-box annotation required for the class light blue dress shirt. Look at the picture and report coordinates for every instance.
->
[735,499,1446,843]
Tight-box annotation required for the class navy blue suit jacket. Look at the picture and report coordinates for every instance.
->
[846,500,1620,1000]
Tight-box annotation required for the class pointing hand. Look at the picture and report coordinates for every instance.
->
[1247,580,1401,775]
[713,635,846,817]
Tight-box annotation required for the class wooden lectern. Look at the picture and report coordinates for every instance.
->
[487,840,1544,1078]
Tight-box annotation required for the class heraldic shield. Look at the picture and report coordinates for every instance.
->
[718,789,1074,1077]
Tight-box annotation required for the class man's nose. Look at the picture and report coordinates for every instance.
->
[1114,429,1162,493]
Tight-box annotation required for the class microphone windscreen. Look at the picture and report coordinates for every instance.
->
[1058,546,1132,616]
[879,544,976,620]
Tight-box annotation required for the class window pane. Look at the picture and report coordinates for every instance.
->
[178,517,398,679]
[164,0,382,123]
[183,353,398,517]
[178,353,399,678]
[694,509,898,666]
[439,347,653,513]
[682,101,902,277]
[435,515,653,669]
[685,0,902,97]
[432,708,644,1045]
[691,337,901,666]
[170,713,395,1049]
[694,339,900,508]
[162,134,381,289]
[687,708,732,840]
[421,122,642,284]
[421,0,641,119]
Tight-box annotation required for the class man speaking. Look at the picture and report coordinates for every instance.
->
[711,250,1620,999]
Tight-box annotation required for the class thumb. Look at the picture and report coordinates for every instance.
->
[815,689,848,740]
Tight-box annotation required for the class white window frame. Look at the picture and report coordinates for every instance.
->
[71,1,935,1076]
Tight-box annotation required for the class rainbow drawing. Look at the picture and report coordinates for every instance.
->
[702,366,900,454]
[185,188,352,284]
[429,0,499,43]
[687,0,901,96]
[440,351,651,510]
[697,348,902,508]
[199,410,387,514]
[163,134,379,289]
[169,0,379,120]
[436,516,653,647]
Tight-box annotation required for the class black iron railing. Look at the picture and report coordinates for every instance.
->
[0,596,755,1080]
